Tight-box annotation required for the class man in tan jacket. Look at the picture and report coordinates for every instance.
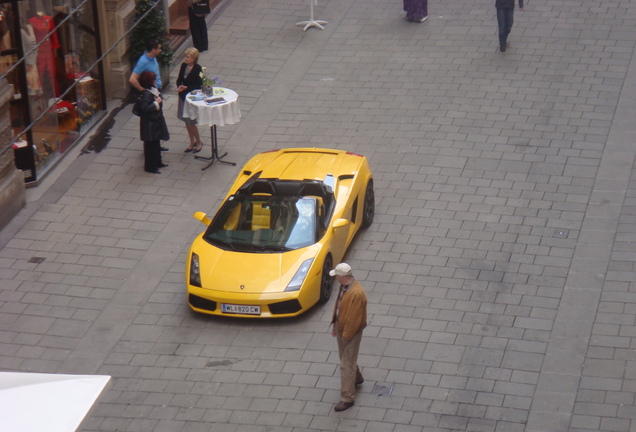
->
[330,262,367,412]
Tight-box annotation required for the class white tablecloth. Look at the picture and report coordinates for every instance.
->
[183,88,241,127]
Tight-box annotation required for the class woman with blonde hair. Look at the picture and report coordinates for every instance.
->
[176,47,204,153]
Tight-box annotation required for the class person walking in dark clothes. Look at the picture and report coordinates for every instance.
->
[188,0,210,52]
[496,0,523,52]
[403,0,428,22]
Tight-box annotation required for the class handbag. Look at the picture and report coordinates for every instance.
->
[159,115,170,141]
[191,0,210,15]
[132,95,142,117]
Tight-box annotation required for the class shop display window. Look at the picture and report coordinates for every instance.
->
[1,0,104,183]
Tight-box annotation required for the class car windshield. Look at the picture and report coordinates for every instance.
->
[204,195,318,252]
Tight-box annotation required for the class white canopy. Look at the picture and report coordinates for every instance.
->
[0,372,110,432]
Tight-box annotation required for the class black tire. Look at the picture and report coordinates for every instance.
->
[319,255,333,304]
[361,179,375,228]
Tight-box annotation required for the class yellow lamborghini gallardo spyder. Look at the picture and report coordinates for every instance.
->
[186,148,374,318]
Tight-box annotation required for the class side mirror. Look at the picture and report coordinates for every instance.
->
[332,218,349,229]
[194,211,212,226]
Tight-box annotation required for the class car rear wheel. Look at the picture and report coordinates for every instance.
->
[319,255,333,304]
[362,180,375,228]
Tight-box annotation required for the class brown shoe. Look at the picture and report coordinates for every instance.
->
[356,377,364,386]
[334,401,354,412]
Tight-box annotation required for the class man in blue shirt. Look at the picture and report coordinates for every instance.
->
[129,38,163,91]
[130,38,168,151]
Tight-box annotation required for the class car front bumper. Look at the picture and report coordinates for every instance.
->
[186,286,312,318]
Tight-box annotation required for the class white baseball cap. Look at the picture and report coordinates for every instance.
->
[329,262,352,277]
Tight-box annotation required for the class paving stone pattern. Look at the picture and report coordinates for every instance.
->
[1,0,636,431]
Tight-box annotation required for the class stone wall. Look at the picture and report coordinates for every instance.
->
[0,78,26,230]
[100,0,135,99]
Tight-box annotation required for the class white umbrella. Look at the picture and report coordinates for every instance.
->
[0,372,110,432]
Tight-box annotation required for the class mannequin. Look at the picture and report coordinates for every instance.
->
[0,6,13,74]
[20,18,43,96]
[27,9,60,97]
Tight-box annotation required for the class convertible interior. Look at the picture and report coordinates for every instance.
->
[205,178,337,251]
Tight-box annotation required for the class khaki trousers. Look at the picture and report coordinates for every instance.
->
[336,329,364,402]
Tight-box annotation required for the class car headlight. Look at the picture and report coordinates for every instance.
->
[285,258,314,292]
[190,252,201,287]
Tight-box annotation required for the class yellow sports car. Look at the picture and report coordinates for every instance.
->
[186,148,374,318]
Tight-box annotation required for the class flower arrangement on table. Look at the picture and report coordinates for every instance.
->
[200,67,221,95]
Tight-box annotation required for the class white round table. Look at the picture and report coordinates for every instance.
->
[183,87,241,168]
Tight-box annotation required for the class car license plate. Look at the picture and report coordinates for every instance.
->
[221,304,261,315]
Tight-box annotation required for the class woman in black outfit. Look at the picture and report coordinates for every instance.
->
[176,47,203,153]
[188,0,209,52]
[138,71,170,174]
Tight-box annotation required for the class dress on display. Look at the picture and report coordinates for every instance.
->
[28,13,60,97]
[20,24,43,96]
[0,19,12,74]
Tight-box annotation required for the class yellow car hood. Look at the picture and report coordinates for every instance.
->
[193,237,319,294]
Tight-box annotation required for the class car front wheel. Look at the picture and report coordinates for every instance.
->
[362,179,375,228]
[319,255,333,304]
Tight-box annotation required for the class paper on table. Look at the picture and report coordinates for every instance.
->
[188,92,207,101]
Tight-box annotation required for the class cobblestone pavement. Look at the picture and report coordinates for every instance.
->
[2,0,636,431]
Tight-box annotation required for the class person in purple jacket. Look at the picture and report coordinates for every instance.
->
[496,0,524,52]
[403,0,428,23]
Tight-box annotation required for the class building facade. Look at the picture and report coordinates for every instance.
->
[1,0,105,184]
[0,0,194,230]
